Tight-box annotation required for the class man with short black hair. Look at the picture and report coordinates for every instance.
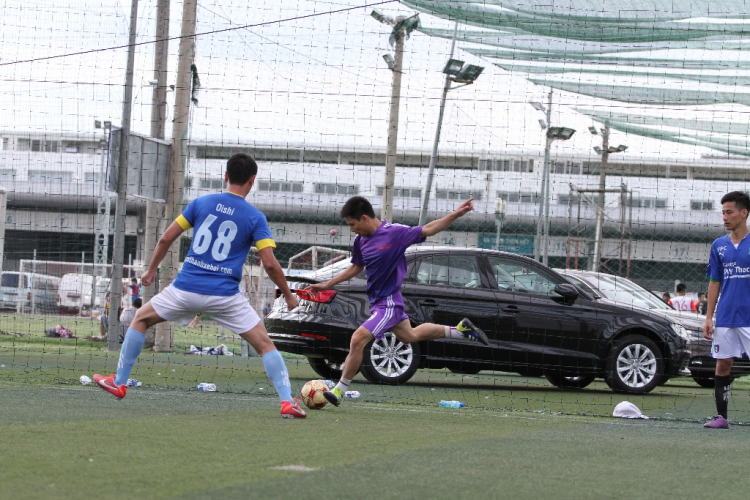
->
[669,283,695,312]
[94,153,307,418]
[703,190,750,429]
[308,196,489,406]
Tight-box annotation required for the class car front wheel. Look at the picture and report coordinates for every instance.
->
[360,332,420,385]
[605,334,664,394]
[545,373,595,389]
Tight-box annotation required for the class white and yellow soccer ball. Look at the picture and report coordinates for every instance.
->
[300,380,329,409]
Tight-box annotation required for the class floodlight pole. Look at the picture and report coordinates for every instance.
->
[590,124,610,272]
[419,23,458,226]
[107,0,138,353]
[150,0,170,140]
[533,90,553,263]
[381,17,405,223]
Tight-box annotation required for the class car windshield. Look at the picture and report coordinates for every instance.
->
[582,274,670,310]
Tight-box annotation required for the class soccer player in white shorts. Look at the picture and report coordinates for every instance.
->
[703,191,750,429]
[94,153,307,418]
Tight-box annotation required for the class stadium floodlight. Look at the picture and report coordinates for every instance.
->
[94,120,102,129]
[593,145,603,153]
[371,9,395,25]
[382,53,396,71]
[103,121,111,130]
[443,59,465,76]
[538,119,547,130]
[529,101,546,112]
[547,127,576,140]
[455,64,484,83]
[588,126,598,135]
[617,144,628,152]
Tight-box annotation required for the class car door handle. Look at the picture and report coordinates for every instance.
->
[419,299,440,307]
[502,305,521,314]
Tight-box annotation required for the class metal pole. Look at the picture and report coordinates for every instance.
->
[155,0,197,352]
[534,90,553,262]
[107,0,139,353]
[381,18,405,223]
[150,0,170,140]
[590,124,609,272]
[419,23,458,226]
[0,188,5,282]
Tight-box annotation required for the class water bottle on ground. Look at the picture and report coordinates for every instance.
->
[126,379,142,387]
[345,391,361,398]
[439,400,465,408]
[323,380,336,389]
[197,383,217,392]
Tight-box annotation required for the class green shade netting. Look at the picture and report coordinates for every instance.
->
[528,77,750,105]
[441,0,750,22]
[463,47,750,70]
[401,0,750,42]
[492,61,750,86]
[418,27,749,54]
[574,108,750,135]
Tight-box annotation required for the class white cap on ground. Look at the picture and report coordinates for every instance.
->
[613,401,649,419]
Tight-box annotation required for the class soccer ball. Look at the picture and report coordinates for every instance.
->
[300,380,329,409]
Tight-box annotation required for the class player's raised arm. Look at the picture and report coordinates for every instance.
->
[258,247,299,311]
[308,264,364,293]
[421,197,475,238]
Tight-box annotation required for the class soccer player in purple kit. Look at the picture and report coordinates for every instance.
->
[703,191,750,429]
[306,196,489,406]
[94,153,307,419]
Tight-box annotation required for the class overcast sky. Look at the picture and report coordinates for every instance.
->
[2,0,750,162]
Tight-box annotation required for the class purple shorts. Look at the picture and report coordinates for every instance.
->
[362,293,409,340]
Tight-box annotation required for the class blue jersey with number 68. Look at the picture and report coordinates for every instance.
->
[171,192,275,296]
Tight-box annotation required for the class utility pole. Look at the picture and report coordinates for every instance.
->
[107,0,139,353]
[533,90,553,263]
[154,0,197,352]
[150,0,170,140]
[381,18,405,223]
[591,124,610,272]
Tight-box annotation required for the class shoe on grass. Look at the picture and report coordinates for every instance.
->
[323,386,344,407]
[456,318,490,346]
[703,415,729,429]
[281,398,307,419]
[93,374,127,399]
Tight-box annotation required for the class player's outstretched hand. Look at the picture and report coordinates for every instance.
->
[141,269,156,287]
[455,197,475,217]
[285,295,299,311]
[703,319,714,340]
[307,283,329,294]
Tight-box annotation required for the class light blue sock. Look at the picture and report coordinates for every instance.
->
[114,328,145,386]
[262,350,293,402]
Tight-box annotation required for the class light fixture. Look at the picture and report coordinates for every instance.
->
[529,101,546,112]
[94,120,102,129]
[443,59,465,76]
[455,64,484,83]
[546,127,576,140]
[593,146,603,153]
[103,121,111,129]
[371,9,395,25]
[588,126,598,135]
[382,53,396,71]
[538,119,547,129]
[617,144,628,152]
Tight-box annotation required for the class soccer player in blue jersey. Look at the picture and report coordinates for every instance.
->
[306,196,489,406]
[703,191,750,429]
[94,153,307,419]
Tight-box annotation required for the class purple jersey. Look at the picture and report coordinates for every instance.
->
[351,222,425,304]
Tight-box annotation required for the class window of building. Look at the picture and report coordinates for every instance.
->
[183,176,193,188]
[690,200,714,211]
[376,186,422,198]
[552,160,582,175]
[0,169,15,182]
[199,178,224,190]
[84,172,102,183]
[558,193,600,205]
[28,170,72,183]
[65,143,79,153]
[314,183,358,195]
[17,139,30,151]
[258,181,304,193]
[498,191,538,204]
[478,159,531,172]
[436,189,481,201]
[1,138,8,150]
[44,141,59,153]
[31,140,42,152]
[626,197,667,209]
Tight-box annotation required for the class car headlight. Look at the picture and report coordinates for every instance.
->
[670,323,690,341]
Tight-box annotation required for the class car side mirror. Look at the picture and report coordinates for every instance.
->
[554,283,579,303]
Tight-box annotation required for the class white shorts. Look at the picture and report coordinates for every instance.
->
[712,327,750,359]
[149,285,261,335]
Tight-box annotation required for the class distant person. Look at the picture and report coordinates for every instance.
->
[129,278,140,304]
[93,153,305,418]
[662,292,671,305]
[669,283,696,312]
[703,191,750,429]
[697,292,708,316]
[119,298,142,342]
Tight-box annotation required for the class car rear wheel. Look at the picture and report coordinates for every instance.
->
[545,373,595,389]
[307,357,344,380]
[605,334,664,394]
[360,332,420,385]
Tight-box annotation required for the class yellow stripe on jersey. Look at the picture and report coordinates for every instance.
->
[175,215,192,230]
[256,238,276,251]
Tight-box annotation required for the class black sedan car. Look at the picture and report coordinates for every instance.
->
[266,247,690,394]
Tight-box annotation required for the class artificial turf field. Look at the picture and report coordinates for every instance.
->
[3,317,750,499]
